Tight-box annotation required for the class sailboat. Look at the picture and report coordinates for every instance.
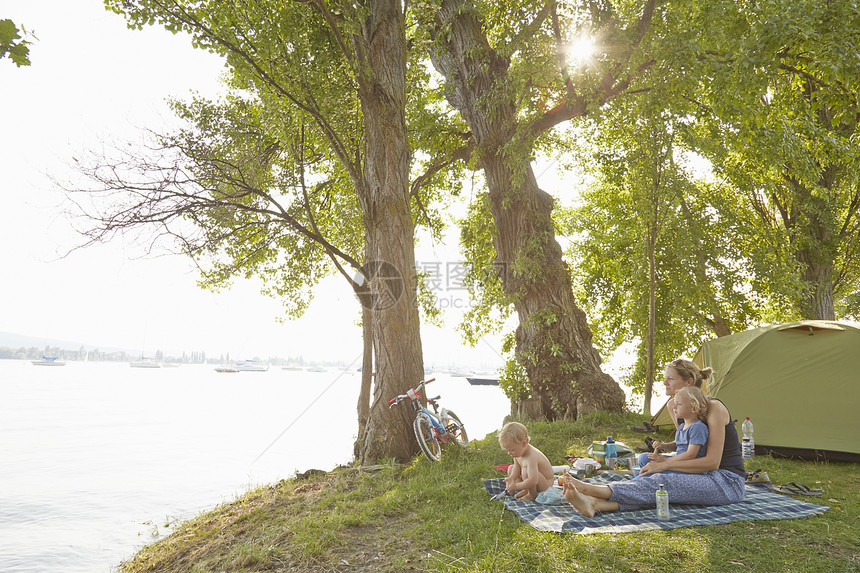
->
[31,356,66,367]
[131,323,161,368]
[236,360,269,372]
[130,357,161,368]
[215,362,240,373]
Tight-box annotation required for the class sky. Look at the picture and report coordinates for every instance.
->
[0,0,523,368]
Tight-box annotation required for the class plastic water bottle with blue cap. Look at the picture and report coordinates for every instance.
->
[605,436,618,470]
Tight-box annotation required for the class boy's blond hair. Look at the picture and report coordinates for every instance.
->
[499,421,529,444]
[675,386,709,421]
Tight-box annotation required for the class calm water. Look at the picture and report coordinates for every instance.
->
[0,360,510,572]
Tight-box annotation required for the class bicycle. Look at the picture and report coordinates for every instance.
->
[387,378,469,462]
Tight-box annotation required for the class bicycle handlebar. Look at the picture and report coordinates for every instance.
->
[387,378,436,407]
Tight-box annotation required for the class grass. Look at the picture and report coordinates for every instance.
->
[119,412,859,572]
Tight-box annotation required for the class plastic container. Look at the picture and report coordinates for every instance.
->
[656,483,669,519]
[605,436,618,470]
[742,417,755,458]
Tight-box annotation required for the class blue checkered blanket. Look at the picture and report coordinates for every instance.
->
[484,474,829,534]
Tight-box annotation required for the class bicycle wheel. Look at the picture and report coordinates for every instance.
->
[413,413,441,462]
[441,409,469,447]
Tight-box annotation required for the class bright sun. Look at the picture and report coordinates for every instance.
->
[568,36,596,66]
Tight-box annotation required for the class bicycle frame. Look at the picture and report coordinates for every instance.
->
[390,379,448,438]
[388,378,468,458]
[409,395,450,441]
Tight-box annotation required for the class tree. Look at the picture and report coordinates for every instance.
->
[688,0,860,320]
[0,18,32,66]
[562,99,778,411]
[558,0,860,400]
[76,0,455,463]
[416,0,677,417]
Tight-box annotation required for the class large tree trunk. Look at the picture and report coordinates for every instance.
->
[430,1,625,418]
[793,181,837,320]
[354,0,425,463]
[485,157,624,418]
[798,256,836,320]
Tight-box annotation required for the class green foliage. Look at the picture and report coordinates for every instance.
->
[499,335,530,401]
[147,92,361,318]
[457,192,513,345]
[422,0,687,353]
[414,269,445,327]
[688,0,860,319]
[560,86,793,395]
[97,0,860,403]
[553,0,860,393]
[0,18,32,66]
[90,1,371,320]
[95,0,464,324]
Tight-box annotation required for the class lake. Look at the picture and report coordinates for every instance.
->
[0,360,511,572]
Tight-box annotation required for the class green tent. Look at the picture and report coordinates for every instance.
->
[651,320,860,462]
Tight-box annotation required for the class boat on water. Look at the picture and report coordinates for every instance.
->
[31,356,66,367]
[306,366,326,372]
[215,365,240,373]
[281,366,302,371]
[130,359,161,368]
[449,368,473,377]
[236,360,269,372]
[466,377,500,386]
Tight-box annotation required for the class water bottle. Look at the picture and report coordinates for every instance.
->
[656,483,669,519]
[605,436,618,470]
[742,417,755,458]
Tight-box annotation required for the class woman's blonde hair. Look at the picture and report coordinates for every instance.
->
[668,358,713,393]
[675,386,710,421]
[499,421,529,444]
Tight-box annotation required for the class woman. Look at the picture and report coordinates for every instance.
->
[563,359,746,517]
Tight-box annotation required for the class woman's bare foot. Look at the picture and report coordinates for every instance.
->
[561,471,613,500]
[562,480,597,517]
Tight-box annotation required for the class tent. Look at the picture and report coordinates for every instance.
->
[651,320,860,462]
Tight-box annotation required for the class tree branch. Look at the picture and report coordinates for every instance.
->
[509,0,555,54]
[297,126,364,289]
[550,2,577,102]
[65,137,363,276]
[524,0,658,138]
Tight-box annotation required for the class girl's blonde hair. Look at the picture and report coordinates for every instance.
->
[675,386,710,421]
[668,358,714,393]
[499,421,529,444]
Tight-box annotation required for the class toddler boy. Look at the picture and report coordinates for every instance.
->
[499,422,554,501]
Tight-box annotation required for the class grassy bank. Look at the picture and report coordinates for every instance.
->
[120,413,858,572]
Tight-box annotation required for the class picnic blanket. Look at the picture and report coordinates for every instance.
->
[484,474,829,534]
